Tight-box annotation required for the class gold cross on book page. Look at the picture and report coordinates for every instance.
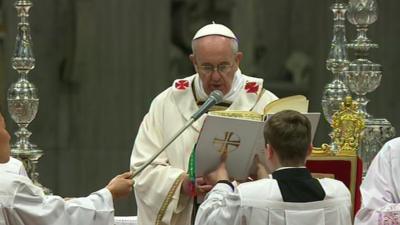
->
[213,131,241,154]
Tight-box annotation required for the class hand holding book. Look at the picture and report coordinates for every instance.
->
[195,95,320,181]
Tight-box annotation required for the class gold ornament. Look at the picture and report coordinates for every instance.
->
[312,96,365,156]
[332,96,365,156]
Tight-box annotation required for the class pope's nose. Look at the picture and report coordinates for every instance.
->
[210,70,222,81]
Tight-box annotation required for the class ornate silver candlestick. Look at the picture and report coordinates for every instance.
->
[346,0,378,53]
[321,2,350,153]
[345,0,395,175]
[7,0,51,194]
[345,0,381,118]
[345,60,381,119]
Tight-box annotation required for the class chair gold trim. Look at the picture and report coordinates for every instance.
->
[309,96,364,216]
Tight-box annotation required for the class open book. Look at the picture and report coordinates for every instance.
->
[264,95,309,114]
[195,95,320,180]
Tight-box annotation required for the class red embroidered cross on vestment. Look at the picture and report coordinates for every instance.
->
[175,80,189,90]
[245,82,259,94]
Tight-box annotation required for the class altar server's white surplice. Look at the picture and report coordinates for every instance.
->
[0,157,27,176]
[130,71,277,225]
[195,178,352,225]
[0,171,114,225]
[355,137,400,225]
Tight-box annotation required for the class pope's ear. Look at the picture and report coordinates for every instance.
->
[235,52,243,65]
[189,54,195,64]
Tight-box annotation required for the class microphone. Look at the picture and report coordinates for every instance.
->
[131,90,224,180]
[191,90,224,120]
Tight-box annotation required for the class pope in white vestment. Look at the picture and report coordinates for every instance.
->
[130,22,278,225]
[130,71,277,225]
[355,137,400,225]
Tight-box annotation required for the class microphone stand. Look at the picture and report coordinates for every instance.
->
[131,117,196,179]
[131,90,223,182]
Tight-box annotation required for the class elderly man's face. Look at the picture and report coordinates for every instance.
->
[0,113,11,163]
[190,35,242,95]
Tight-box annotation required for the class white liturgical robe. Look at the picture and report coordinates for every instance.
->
[355,137,400,225]
[130,70,277,225]
[195,177,352,225]
[0,171,115,225]
[0,157,27,176]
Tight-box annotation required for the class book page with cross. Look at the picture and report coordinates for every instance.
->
[213,131,241,154]
[195,114,265,180]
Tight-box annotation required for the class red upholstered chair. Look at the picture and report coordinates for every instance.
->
[305,97,364,217]
[306,155,363,217]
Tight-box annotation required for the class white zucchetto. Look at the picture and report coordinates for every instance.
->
[193,22,237,40]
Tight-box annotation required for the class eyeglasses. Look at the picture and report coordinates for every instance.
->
[196,64,234,76]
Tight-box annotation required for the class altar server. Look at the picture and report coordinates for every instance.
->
[195,110,352,225]
[0,156,27,176]
[0,112,133,225]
